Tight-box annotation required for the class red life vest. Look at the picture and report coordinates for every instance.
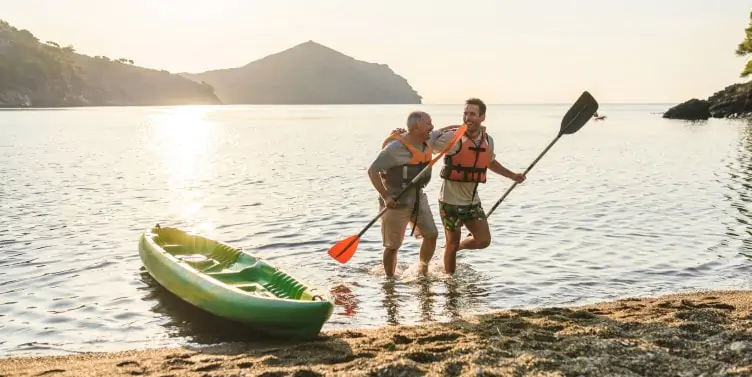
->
[440,131,491,183]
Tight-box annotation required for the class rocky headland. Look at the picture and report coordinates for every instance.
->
[663,12,752,121]
[662,82,752,121]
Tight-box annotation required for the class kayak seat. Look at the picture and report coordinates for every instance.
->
[175,253,220,271]
[207,267,303,299]
[206,265,262,285]
[230,283,264,292]
[162,244,186,254]
[206,271,244,284]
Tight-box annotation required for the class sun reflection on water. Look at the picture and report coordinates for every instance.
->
[148,106,219,234]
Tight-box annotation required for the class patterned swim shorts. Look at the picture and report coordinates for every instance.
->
[438,201,487,231]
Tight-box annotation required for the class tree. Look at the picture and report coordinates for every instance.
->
[735,11,752,77]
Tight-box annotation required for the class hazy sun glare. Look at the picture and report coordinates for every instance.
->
[148,106,218,234]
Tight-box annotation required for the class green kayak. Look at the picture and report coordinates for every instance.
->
[138,224,334,339]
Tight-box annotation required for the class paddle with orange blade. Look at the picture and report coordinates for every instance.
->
[328,124,469,264]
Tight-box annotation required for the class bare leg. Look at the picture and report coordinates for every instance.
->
[443,226,462,275]
[459,219,491,250]
[383,248,398,277]
[418,233,437,275]
[414,193,439,276]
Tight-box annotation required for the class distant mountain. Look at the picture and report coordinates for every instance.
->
[182,41,422,105]
[0,20,221,107]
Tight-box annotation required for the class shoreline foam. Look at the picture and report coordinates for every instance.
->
[2,289,751,376]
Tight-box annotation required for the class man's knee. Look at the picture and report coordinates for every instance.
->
[384,247,399,255]
[421,233,438,252]
[444,229,462,250]
[475,236,491,249]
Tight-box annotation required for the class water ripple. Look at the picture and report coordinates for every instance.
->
[0,105,751,357]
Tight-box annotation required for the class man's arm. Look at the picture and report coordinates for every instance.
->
[367,168,390,200]
[488,160,517,179]
[367,147,398,202]
[488,160,526,183]
[437,124,462,132]
[391,124,460,134]
[428,128,460,154]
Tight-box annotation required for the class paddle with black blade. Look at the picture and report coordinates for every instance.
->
[486,90,599,217]
[328,124,469,264]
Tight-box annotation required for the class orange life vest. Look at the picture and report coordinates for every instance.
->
[380,131,433,236]
[379,131,433,192]
[440,131,491,183]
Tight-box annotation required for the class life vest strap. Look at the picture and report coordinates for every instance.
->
[449,165,486,173]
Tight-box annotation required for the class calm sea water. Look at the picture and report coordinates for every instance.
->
[1,103,751,357]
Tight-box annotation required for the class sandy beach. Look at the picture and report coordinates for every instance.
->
[2,289,751,377]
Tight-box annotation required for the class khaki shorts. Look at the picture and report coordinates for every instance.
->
[380,193,438,250]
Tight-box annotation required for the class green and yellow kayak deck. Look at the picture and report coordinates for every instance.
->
[138,224,334,339]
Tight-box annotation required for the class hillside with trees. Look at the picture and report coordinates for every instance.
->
[0,20,221,107]
[663,12,752,120]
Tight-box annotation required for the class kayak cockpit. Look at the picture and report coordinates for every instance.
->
[147,225,324,302]
[139,224,334,339]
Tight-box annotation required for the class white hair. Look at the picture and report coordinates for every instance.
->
[406,111,427,131]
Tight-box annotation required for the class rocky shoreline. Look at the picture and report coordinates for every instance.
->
[663,82,752,120]
[1,290,751,376]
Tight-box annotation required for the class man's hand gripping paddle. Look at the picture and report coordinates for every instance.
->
[486,90,599,217]
[328,125,469,264]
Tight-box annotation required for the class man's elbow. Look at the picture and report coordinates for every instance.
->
[367,167,381,179]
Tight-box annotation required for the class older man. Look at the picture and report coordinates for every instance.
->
[367,111,439,277]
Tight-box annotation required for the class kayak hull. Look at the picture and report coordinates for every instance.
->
[138,225,334,340]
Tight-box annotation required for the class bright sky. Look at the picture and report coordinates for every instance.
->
[2,0,751,104]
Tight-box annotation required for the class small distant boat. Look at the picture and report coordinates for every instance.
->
[138,224,334,339]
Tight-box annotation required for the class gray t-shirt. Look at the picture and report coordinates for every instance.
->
[428,129,496,206]
[369,134,431,206]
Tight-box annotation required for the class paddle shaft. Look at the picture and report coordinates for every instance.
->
[485,95,596,218]
[330,125,468,261]
[486,133,562,217]
[358,163,430,238]
[339,126,468,251]
[334,161,433,256]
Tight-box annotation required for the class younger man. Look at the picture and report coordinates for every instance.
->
[430,98,526,274]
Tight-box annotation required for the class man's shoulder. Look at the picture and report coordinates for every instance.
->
[483,131,495,146]
[382,138,410,154]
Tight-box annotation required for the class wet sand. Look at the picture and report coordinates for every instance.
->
[2,289,751,377]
